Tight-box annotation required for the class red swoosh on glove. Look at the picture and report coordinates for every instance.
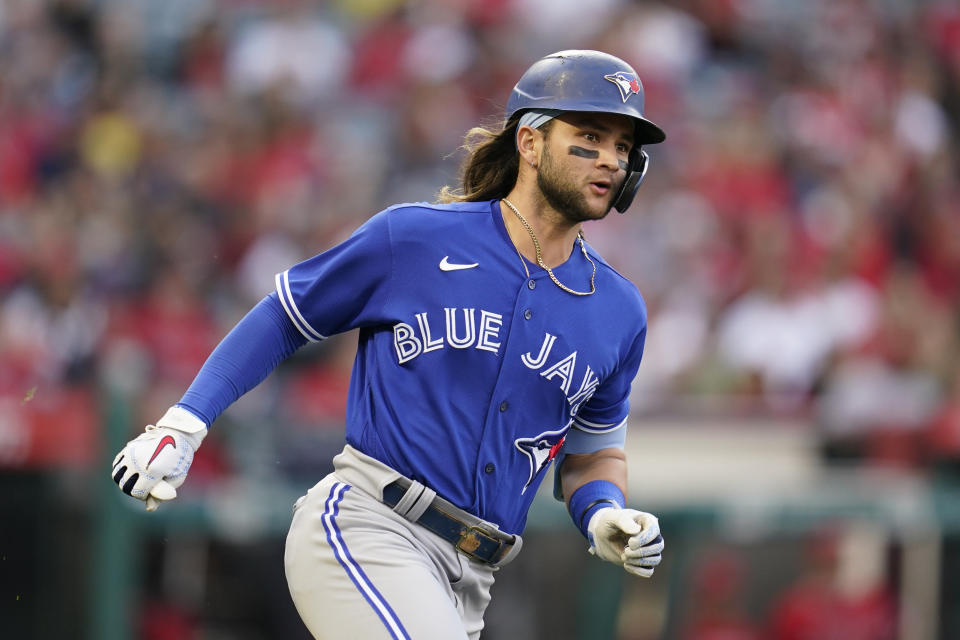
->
[148,435,176,468]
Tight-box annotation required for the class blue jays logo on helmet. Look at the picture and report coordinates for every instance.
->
[505,49,665,145]
[604,72,642,103]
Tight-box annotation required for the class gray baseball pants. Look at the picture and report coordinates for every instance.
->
[284,445,522,639]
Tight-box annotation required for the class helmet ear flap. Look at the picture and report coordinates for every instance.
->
[613,149,649,213]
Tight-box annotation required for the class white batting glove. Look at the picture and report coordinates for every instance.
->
[111,407,207,511]
[587,508,664,577]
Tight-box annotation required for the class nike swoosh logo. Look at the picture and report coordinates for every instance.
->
[439,256,479,271]
[148,435,176,468]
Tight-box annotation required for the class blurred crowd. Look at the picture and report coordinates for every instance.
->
[675,525,898,640]
[1,0,959,478]
[3,1,958,639]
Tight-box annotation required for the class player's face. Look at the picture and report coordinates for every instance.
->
[536,112,634,224]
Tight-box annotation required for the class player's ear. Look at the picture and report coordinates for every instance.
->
[516,125,540,169]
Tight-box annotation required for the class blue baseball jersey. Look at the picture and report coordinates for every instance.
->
[275,200,647,534]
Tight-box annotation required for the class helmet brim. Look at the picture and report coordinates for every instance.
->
[635,118,666,145]
[509,107,666,146]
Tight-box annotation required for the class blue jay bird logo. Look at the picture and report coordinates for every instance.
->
[604,72,642,102]
[515,425,569,494]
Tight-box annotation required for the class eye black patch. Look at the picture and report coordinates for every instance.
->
[568,145,599,159]
[569,146,629,171]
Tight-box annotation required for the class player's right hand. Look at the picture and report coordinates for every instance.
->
[587,507,664,577]
[111,407,207,511]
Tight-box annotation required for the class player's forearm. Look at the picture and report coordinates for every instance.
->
[177,293,307,425]
[560,448,628,500]
[560,448,629,537]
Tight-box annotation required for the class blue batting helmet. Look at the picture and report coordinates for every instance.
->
[506,50,665,212]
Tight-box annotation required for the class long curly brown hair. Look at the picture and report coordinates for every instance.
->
[438,118,550,204]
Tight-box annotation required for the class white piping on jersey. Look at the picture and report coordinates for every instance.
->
[276,271,326,342]
[573,415,627,434]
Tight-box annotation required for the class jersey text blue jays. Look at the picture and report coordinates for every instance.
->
[275,200,647,534]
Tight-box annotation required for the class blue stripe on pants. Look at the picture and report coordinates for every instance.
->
[321,482,412,640]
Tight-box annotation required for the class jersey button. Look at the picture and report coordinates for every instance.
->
[499,401,509,412]
[527,279,536,290]
[523,309,532,320]
[484,463,495,474]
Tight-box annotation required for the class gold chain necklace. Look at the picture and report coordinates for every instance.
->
[502,198,596,296]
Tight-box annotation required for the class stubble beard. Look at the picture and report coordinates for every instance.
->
[536,144,617,225]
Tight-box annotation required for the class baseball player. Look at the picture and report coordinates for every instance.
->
[112,50,666,639]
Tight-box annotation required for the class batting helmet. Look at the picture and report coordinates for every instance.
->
[506,50,665,212]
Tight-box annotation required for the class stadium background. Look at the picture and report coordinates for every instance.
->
[1,0,959,638]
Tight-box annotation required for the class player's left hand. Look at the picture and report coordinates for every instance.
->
[587,507,663,577]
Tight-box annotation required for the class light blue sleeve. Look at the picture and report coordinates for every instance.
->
[551,425,628,501]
